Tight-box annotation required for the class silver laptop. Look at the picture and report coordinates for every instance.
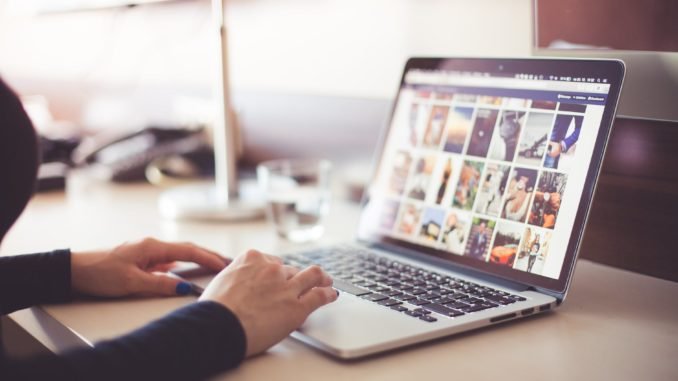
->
[280,57,625,359]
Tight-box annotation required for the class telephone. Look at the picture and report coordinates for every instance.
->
[72,127,214,183]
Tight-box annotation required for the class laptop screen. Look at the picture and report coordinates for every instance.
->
[358,58,624,292]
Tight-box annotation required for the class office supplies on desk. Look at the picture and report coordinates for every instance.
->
[72,126,210,182]
[193,57,626,359]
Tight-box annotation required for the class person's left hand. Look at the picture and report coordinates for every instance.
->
[71,237,228,297]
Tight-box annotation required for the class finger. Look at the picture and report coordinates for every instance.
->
[263,254,283,264]
[282,265,300,280]
[132,271,193,296]
[141,239,226,272]
[179,242,232,265]
[241,249,282,265]
[289,265,332,295]
[147,262,177,273]
[298,286,338,314]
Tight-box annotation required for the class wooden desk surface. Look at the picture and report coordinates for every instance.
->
[2,178,677,381]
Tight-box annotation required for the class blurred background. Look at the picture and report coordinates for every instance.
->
[0,0,534,163]
[0,0,676,279]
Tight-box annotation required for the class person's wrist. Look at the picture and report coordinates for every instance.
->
[197,299,251,356]
[70,250,102,294]
[70,251,87,294]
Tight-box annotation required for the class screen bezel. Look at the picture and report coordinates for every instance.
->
[357,57,625,296]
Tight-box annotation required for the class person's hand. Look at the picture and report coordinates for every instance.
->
[199,250,338,357]
[547,141,562,158]
[71,237,228,297]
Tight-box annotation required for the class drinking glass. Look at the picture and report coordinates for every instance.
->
[257,159,332,242]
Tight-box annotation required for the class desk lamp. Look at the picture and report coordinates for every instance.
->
[157,0,265,220]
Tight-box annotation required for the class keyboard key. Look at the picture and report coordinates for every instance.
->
[432,296,454,304]
[448,292,468,300]
[332,279,371,296]
[419,315,438,323]
[461,303,494,313]
[442,302,469,310]
[497,298,516,305]
[456,297,477,305]
[413,308,431,315]
[391,305,408,312]
[422,292,442,300]
[411,288,427,295]
[363,293,389,302]
[394,294,416,302]
[368,285,390,293]
[355,281,376,288]
[378,299,403,307]
[405,310,423,318]
[411,299,431,306]
[422,303,465,317]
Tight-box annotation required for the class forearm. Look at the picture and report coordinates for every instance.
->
[0,250,72,314]
[562,126,581,151]
[1,301,246,381]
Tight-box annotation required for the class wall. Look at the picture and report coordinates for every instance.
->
[0,0,533,130]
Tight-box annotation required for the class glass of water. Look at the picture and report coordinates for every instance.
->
[257,159,332,242]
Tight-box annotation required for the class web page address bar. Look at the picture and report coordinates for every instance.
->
[405,72,610,94]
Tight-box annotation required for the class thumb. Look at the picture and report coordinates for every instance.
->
[134,271,193,296]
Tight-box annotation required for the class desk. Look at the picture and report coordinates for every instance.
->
[2,179,677,381]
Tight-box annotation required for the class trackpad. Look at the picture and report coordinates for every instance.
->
[296,295,431,352]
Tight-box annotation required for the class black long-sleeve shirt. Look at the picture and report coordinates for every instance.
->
[0,250,247,380]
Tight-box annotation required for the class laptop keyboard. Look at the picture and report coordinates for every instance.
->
[284,246,526,323]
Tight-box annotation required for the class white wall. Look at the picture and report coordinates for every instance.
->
[0,0,533,128]
[226,0,533,98]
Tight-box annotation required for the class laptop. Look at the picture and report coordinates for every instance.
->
[279,57,625,359]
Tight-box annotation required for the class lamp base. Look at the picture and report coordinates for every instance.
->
[158,180,265,221]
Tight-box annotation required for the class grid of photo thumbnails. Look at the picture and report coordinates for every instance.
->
[377,89,588,277]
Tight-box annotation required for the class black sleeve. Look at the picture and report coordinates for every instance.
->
[0,250,72,315]
[1,301,247,381]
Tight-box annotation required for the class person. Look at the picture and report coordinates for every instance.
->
[467,221,489,260]
[502,176,530,222]
[436,159,452,204]
[442,213,465,255]
[527,236,541,273]
[497,111,522,161]
[529,189,562,229]
[0,78,338,380]
[423,107,447,147]
[407,158,429,200]
[544,114,582,169]
[454,162,480,210]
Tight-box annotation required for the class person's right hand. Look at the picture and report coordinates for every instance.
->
[199,250,338,357]
[547,141,562,157]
